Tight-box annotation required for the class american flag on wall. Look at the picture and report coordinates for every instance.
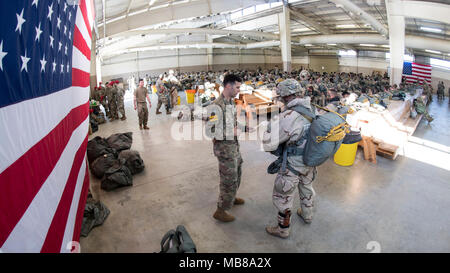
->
[402,61,432,84]
[0,0,94,252]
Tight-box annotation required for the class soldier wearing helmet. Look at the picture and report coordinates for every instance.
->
[262,79,317,239]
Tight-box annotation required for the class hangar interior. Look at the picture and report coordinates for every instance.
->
[81,0,450,252]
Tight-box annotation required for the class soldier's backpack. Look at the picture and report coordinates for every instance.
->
[106,132,133,152]
[101,161,133,191]
[81,194,110,237]
[90,153,120,179]
[291,104,349,167]
[160,225,197,253]
[87,136,117,164]
[118,150,145,175]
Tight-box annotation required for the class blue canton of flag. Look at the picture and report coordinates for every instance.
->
[402,62,412,75]
[0,0,77,108]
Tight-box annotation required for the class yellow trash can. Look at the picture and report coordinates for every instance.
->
[334,142,359,166]
[185,90,196,104]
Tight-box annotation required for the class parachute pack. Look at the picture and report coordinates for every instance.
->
[290,104,349,167]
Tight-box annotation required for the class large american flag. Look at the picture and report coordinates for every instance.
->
[0,0,94,252]
[402,61,432,84]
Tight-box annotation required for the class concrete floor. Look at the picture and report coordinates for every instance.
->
[80,92,450,253]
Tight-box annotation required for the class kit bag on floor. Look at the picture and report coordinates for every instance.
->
[176,225,197,253]
[118,150,145,175]
[106,132,133,151]
[160,225,197,253]
[81,196,110,237]
[87,136,117,164]
[101,161,133,191]
[90,153,120,179]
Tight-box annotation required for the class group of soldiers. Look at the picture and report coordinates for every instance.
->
[92,81,127,121]
[154,70,181,115]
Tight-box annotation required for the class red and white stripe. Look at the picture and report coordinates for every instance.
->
[0,0,95,253]
[404,62,432,84]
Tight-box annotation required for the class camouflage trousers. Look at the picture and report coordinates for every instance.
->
[137,102,149,126]
[156,94,170,113]
[214,141,243,210]
[273,167,317,218]
[109,100,118,119]
[117,97,125,118]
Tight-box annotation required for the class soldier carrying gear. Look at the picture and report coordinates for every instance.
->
[156,74,171,115]
[262,79,318,239]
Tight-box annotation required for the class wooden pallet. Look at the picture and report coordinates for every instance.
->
[358,137,399,162]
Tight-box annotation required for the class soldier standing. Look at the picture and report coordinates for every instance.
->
[206,74,245,222]
[107,82,119,120]
[116,81,126,120]
[156,74,171,115]
[262,79,317,239]
[134,79,152,130]
[97,82,110,118]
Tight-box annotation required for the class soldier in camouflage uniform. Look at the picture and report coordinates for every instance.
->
[262,79,317,239]
[206,74,245,222]
[115,81,126,120]
[97,83,110,118]
[156,75,171,115]
[107,82,119,120]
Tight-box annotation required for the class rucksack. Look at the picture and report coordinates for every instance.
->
[160,225,197,253]
[87,136,117,164]
[292,104,349,167]
[90,153,120,179]
[118,150,145,175]
[101,161,133,191]
[106,132,133,152]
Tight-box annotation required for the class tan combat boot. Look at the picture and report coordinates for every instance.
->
[213,207,235,222]
[265,225,289,239]
[266,210,291,239]
[233,197,245,205]
[297,207,312,224]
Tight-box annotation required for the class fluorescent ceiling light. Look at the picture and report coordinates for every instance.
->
[359,44,376,47]
[304,44,313,46]
[381,45,390,48]
[292,28,310,32]
[420,27,442,33]
[327,43,337,46]
[336,24,356,28]
[426,49,441,54]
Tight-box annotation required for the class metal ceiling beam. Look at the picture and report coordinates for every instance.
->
[386,0,450,25]
[329,0,389,37]
[102,40,281,59]
[297,34,450,54]
[125,0,134,18]
[112,28,279,40]
[97,0,267,37]
[288,7,331,34]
